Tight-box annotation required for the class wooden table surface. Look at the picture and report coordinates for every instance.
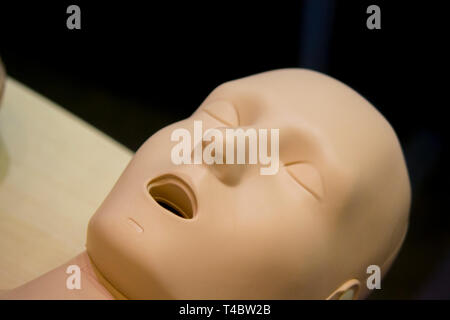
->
[0,78,133,290]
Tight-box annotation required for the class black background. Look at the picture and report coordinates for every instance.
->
[0,1,448,299]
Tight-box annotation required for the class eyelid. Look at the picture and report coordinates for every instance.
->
[201,100,239,127]
[285,161,324,201]
[202,109,233,127]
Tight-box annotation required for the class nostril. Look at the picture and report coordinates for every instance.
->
[147,174,197,219]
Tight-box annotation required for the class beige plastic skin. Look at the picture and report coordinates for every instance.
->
[0,69,411,300]
[0,252,114,300]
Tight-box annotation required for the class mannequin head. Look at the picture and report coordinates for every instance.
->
[87,69,410,299]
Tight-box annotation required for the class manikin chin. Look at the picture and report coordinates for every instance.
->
[0,69,410,300]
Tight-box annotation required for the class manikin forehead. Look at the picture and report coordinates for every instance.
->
[201,69,393,172]
[196,69,403,214]
[206,71,411,259]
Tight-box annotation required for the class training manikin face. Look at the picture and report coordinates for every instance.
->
[87,69,410,299]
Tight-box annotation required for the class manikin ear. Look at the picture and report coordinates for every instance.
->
[326,279,361,300]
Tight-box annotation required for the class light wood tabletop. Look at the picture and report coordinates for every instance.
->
[0,78,133,290]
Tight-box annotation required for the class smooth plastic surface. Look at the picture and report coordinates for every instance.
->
[1,69,411,299]
[86,69,411,299]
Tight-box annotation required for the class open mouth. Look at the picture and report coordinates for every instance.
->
[147,174,197,219]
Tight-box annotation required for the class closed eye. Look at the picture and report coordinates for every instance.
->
[285,161,324,201]
[201,100,239,127]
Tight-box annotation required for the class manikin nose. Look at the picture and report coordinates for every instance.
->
[149,125,257,219]
[195,127,252,186]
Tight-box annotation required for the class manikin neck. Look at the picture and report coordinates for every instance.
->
[0,251,124,300]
